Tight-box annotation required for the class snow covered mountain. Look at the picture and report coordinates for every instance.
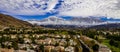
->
[27,16,107,26]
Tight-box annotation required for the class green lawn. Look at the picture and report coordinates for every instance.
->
[102,39,120,52]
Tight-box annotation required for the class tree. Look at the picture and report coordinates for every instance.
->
[12,41,19,50]
[95,36,98,40]
[55,42,59,46]
[39,44,44,52]
[1,43,6,48]
[109,39,115,46]
[92,44,99,52]
[7,45,12,49]
[18,37,24,44]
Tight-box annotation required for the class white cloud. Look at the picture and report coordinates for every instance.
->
[0,0,58,15]
[47,0,59,11]
[57,0,120,19]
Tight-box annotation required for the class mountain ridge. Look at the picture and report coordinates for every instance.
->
[0,13,33,28]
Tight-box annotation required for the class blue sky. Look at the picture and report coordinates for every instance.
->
[15,13,57,20]
[0,0,120,21]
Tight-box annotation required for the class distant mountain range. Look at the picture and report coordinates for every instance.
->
[88,23,120,29]
[27,16,120,29]
[0,13,32,28]
[28,16,107,26]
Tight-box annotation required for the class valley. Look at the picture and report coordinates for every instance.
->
[0,13,120,52]
[0,27,119,52]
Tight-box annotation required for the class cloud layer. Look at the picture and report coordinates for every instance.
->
[57,0,120,19]
[0,0,58,15]
[0,0,120,19]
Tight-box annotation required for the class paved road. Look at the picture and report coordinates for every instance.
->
[76,35,91,52]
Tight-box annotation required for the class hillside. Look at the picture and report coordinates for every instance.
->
[88,23,120,29]
[0,13,32,28]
